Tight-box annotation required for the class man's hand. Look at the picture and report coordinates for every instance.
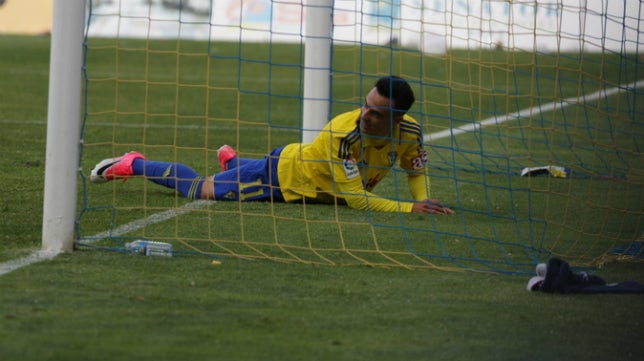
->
[412,199,455,214]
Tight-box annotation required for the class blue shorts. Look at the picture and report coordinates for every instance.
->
[211,146,285,202]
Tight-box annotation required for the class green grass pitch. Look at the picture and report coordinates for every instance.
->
[0,35,643,361]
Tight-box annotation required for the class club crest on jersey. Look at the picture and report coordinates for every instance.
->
[343,157,360,179]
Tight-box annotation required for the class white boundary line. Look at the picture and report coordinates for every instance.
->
[86,200,212,241]
[0,250,61,276]
[1,80,642,276]
[0,200,211,276]
[425,79,644,142]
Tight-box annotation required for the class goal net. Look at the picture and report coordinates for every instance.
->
[76,0,643,273]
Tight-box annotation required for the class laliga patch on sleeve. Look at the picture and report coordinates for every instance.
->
[343,158,360,179]
[411,149,428,170]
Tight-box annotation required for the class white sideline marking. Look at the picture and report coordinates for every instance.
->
[424,79,644,142]
[1,80,642,276]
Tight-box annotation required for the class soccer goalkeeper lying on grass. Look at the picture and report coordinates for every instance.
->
[90,76,453,215]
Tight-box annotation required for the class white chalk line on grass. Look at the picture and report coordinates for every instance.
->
[2,79,643,276]
[0,200,212,276]
[425,79,644,142]
[88,200,212,240]
[0,250,61,276]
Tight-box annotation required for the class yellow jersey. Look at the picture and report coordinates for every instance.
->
[277,109,431,212]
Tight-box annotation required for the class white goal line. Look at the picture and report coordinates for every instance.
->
[0,200,213,276]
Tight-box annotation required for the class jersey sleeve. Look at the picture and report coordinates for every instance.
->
[329,141,416,213]
[400,142,431,201]
[338,186,416,213]
[407,173,430,201]
[397,117,431,201]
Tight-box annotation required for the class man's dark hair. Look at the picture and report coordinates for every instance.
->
[374,75,415,114]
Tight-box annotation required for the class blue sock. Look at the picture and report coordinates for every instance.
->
[132,159,204,199]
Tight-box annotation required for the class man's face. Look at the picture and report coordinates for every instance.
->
[359,87,403,137]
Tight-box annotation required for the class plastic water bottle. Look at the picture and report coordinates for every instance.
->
[125,240,173,257]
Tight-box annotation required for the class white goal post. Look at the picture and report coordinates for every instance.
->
[41,0,86,253]
[40,0,335,251]
[302,0,333,143]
